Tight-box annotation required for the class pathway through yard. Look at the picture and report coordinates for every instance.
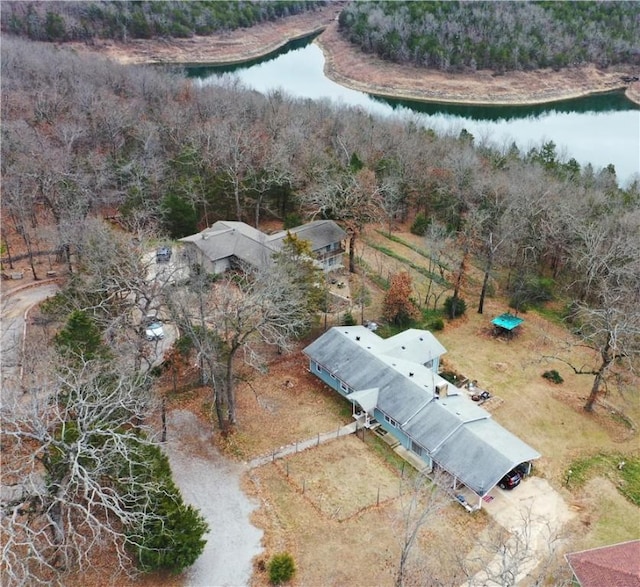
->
[164,410,263,587]
[164,411,359,586]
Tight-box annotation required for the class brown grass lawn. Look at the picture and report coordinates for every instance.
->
[247,436,488,587]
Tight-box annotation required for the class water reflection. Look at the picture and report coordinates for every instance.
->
[185,34,640,184]
[373,90,635,122]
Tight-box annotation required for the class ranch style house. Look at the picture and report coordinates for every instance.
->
[304,326,541,510]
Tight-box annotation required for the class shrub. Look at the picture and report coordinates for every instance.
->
[428,317,445,331]
[542,370,564,384]
[268,552,296,585]
[439,370,461,385]
[509,274,554,312]
[444,295,466,319]
[125,444,208,574]
[342,310,356,326]
[283,213,302,229]
[410,212,430,236]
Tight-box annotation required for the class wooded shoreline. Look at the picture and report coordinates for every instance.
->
[67,6,640,107]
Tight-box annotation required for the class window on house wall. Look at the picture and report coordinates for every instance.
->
[315,363,322,373]
[411,441,424,456]
[330,373,336,379]
[384,414,398,428]
[339,381,352,394]
[424,360,433,369]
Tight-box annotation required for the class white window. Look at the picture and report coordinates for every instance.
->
[315,363,322,373]
[384,414,398,428]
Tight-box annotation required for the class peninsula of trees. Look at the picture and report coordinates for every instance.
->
[338,1,640,72]
[0,0,327,42]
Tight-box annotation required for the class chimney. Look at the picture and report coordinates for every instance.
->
[435,382,448,398]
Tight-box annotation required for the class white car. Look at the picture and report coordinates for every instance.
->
[145,321,165,341]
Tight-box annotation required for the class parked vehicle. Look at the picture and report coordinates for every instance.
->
[498,469,522,490]
[156,246,172,263]
[145,321,165,341]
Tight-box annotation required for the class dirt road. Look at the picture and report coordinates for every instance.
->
[0,281,60,402]
[164,409,263,587]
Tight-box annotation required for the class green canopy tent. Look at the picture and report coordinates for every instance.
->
[491,313,524,337]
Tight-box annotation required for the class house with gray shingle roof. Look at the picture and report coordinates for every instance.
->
[179,220,346,274]
[303,326,541,509]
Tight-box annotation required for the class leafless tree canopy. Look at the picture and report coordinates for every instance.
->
[1,362,160,586]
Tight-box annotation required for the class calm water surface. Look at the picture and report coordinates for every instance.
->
[190,38,640,186]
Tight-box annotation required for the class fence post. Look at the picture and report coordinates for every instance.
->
[295,440,298,453]
[272,449,276,462]
[317,432,320,446]
[377,487,380,506]
[286,462,289,477]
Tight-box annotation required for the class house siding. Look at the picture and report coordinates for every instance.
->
[309,360,352,398]
[311,358,433,469]
[373,407,410,446]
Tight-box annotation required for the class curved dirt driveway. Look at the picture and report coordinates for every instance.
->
[0,281,60,402]
[164,410,263,587]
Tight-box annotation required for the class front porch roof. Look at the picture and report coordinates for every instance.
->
[349,387,379,415]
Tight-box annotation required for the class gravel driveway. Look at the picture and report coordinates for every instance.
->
[468,476,576,585]
[164,410,263,587]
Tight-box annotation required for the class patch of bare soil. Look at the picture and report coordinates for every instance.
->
[65,5,341,66]
[218,348,352,461]
[269,435,401,521]
[550,388,637,443]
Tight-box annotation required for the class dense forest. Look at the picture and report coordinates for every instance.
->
[0,0,327,42]
[338,1,640,72]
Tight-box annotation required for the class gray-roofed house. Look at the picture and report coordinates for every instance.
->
[179,220,346,274]
[303,326,541,509]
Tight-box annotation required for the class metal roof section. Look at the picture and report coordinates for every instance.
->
[268,220,347,251]
[304,327,434,424]
[349,387,379,415]
[431,419,541,496]
[381,328,447,364]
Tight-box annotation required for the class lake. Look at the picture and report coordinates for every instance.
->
[189,36,640,187]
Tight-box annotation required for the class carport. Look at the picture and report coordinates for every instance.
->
[427,417,540,510]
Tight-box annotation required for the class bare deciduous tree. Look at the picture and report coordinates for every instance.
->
[1,362,159,586]
[392,471,449,587]
[459,507,572,587]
